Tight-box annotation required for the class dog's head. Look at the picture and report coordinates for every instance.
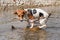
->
[14,10,26,22]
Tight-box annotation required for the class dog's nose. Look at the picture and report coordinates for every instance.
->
[20,20,23,22]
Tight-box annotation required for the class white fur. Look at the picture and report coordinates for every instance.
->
[29,19,34,28]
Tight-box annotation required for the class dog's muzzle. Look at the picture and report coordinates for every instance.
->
[20,20,23,22]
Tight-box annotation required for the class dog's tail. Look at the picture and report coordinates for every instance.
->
[48,13,51,18]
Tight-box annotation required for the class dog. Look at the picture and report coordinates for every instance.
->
[14,8,51,28]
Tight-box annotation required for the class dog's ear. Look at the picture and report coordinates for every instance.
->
[14,12,17,15]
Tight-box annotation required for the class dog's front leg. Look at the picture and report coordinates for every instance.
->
[30,22,34,28]
[29,19,34,28]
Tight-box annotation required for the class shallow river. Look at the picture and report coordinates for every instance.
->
[0,6,60,40]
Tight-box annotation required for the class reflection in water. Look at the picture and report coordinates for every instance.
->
[24,29,47,40]
[0,28,47,40]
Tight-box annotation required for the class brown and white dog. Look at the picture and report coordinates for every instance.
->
[14,8,51,28]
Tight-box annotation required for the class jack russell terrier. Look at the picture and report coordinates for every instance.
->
[14,8,51,28]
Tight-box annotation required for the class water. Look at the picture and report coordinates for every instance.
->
[0,6,60,40]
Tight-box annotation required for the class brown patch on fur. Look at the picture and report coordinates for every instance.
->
[28,14,34,20]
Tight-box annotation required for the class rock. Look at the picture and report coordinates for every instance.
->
[11,25,16,30]
[25,27,41,32]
